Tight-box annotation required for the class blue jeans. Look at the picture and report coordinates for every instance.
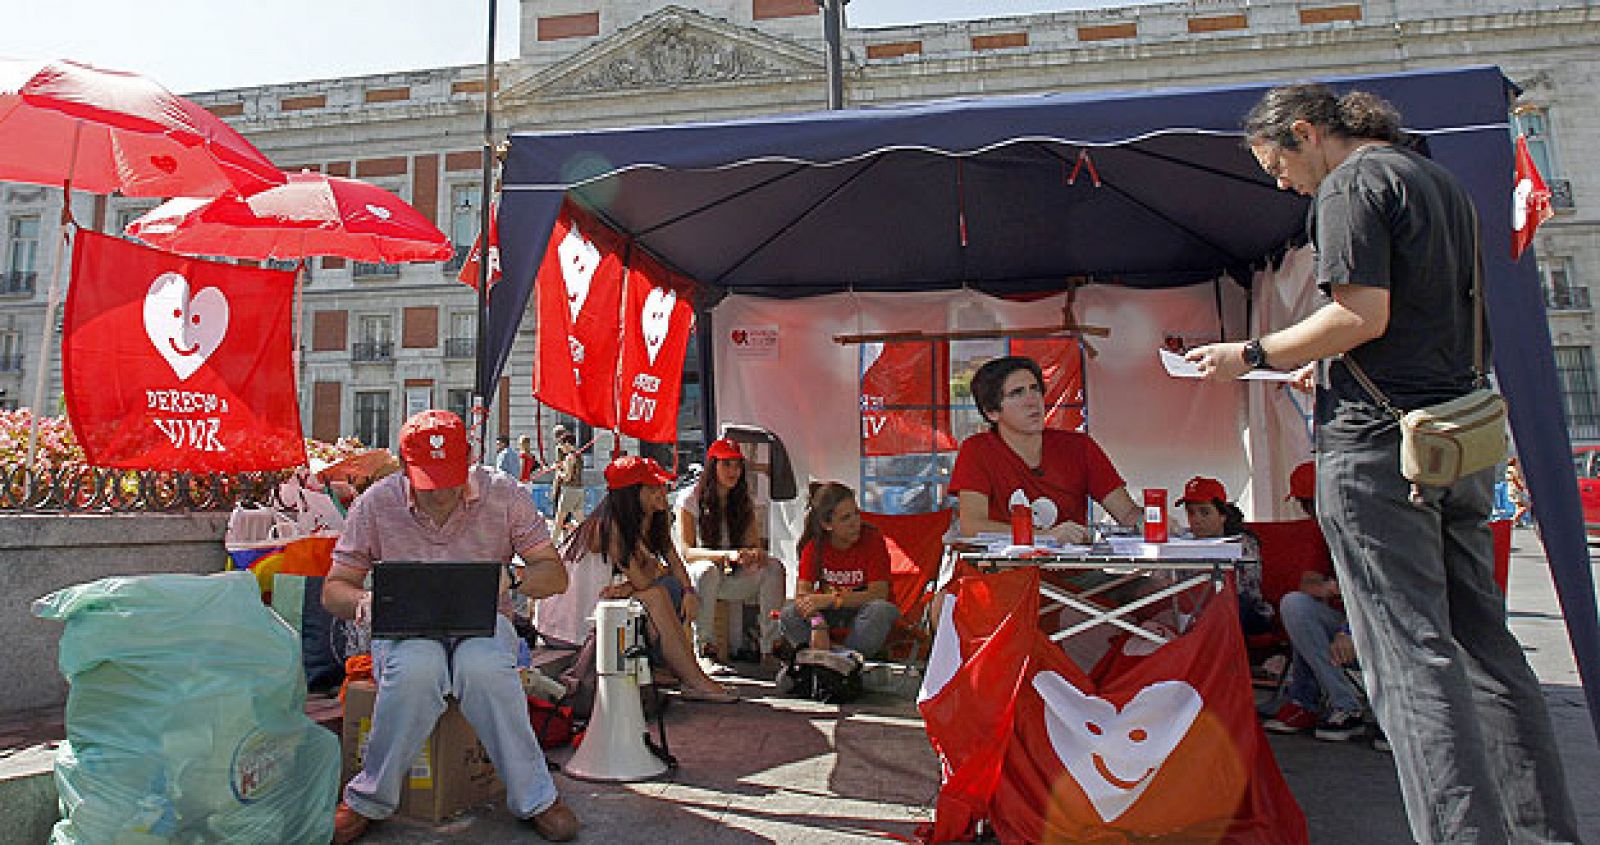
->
[1278,590,1361,714]
[779,598,900,657]
[1317,406,1577,844]
[344,615,558,821]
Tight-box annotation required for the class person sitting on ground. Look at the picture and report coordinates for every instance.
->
[950,355,1142,542]
[569,455,736,702]
[1264,462,1369,743]
[677,437,786,666]
[322,410,578,844]
[778,482,900,658]
[1176,475,1275,636]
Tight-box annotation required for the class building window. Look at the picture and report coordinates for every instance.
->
[1540,257,1588,311]
[354,390,392,448]
[1512,105,1572,210]
[1554,346,1600,441]
[0,330,21,372]
[856,337,1087,514]
[114,205,156,244]
[446,184,481,272]
[354,314,393,362]
[446,311,476,358]
[4,215,40,295]
[447,388,473,423]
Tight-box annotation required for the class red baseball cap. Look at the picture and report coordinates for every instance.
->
[398,410,469,490]
[706,438,744,462]
[1177,476,1228,506]
[604,455,675,490]
[1287,461,1316,500]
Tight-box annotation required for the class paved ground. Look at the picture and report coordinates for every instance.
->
[350,526,1600,844]
[4,525,1596,844]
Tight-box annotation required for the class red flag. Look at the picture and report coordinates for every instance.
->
[62,230,305,471]
[920,569,1307,844]
[456,202,501,289]
[861,342,956,456]
[532,201,627,428]
[616,250,696,443]
[1512,135,1553,260]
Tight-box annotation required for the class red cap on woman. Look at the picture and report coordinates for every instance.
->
[604,455,675,490]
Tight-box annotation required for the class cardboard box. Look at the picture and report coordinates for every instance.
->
[341,681,504,821]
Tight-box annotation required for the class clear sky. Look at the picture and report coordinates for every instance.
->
[0,0,1161,94]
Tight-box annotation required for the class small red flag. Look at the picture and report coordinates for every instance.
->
[531,201,627,428]
[457,202,501,289]
[1512,135,1553,260]
[62,230,305,471]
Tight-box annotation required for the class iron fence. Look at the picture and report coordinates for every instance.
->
[0,465,290,513]
[352,341,394,362]
[1,270,36,295]
[444,337,475,358]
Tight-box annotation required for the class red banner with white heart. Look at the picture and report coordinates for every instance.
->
[918,568,1306,844]
[532,200,628,428]
[860,342,956,457]
[62,230,305,471]
[616,249,696,443]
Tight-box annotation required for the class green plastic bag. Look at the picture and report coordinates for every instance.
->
[33,572,340,844]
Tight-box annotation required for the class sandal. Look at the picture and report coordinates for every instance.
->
[678,685,738,703]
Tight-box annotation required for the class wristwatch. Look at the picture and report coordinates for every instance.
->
[1242,338,1270,370]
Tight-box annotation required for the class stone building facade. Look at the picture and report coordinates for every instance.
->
[3,0,1597,457]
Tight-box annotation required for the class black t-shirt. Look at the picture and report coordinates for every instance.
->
[1310,143,1482,416]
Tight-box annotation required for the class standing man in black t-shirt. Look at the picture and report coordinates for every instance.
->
[1187,84,1577,844]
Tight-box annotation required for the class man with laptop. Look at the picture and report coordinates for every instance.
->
[323,409,578,843]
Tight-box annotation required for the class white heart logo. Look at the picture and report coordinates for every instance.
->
[641,287,676,365]
[557,226,601,322]
[1512,178,1533,233]
[1033,673,1202,822]
[366,203,392,220]
[1011,489,1059,529]
[430,434,444,449]
[143,272,229,382]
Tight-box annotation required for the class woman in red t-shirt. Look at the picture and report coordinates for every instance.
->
[776,482,900,657]
[949,356,1142,544]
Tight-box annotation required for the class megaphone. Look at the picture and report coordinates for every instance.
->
[563,598,668,781]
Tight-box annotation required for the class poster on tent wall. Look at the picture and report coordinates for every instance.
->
[860,342,955,457]
[62,230,305,471]
[919,568,1306,845]
[532,200,627,428]
[616,250,696,443]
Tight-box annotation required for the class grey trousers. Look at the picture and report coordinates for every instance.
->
[779,599,900,657]
[1316,409,1578,844]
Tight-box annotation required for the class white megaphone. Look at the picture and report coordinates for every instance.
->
[563,598,668,781]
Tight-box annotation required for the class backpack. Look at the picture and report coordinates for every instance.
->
[779,648,865,704]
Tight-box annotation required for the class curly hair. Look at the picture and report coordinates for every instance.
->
[1243,84,1403,149]
[693,457,753,549]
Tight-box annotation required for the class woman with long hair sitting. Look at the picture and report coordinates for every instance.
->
[565,455,735,702]
[777,482,900,657]
[677,437,785,665]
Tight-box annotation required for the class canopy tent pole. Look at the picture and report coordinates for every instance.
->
[821,0,847,110]
[24,120,83,469]
[471,0,499,462]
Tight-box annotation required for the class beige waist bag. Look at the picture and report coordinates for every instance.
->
[1398,389,1508,487]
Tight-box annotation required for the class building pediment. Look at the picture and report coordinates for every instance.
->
[506,6,826,99]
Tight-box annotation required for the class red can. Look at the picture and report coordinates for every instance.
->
[1010,503,1034,546]
[1143,488,1168,543]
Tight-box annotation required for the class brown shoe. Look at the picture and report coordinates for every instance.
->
[332,803,372,845]
[525,797,579,842]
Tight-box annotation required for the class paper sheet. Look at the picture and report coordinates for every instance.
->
[1159,348,1297,382]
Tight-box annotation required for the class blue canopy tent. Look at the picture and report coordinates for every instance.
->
[493,65,1599,741]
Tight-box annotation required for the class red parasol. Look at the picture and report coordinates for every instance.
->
[126,171,454,263]
[0,58,284,198]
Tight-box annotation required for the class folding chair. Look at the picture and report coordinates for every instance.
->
[860,509,956,661]
[1242,518,1335,690]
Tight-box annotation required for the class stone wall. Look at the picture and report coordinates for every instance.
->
[0,513,230,714]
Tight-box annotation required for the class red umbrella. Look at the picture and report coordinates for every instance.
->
[0,57,284,197]
[126,171,454,263]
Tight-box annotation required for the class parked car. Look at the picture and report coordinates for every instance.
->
[1575,445,1600,540]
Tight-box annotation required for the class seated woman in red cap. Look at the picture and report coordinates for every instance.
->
[565,455,735,702]
[950,356,1142,543]
[1176,475,1275,636]
[676,437,785,666]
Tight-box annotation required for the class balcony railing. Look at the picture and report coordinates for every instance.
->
[444,337,476,359]
[1,270,36,295]
[351,341,394,362]
[0,353,22,372]
[1550,178,1575,212]
[443,244,470,274]
[351,261,401,279]
[1545,286,1591,312]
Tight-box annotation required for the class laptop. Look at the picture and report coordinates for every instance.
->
[370,560,502,640]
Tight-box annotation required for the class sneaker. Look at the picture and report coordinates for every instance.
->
[1314,709,1366,742]
[1372,728,1391,752]
[1263,701,1317,734]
